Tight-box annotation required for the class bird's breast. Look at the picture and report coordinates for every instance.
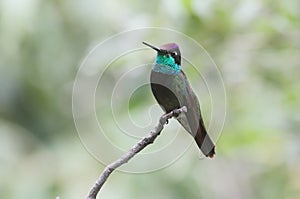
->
[150,70,182,112]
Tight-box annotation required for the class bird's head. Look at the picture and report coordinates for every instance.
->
[143,42,181,67]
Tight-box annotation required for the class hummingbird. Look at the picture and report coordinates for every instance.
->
[143,42,215,158]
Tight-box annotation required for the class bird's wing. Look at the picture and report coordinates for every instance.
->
[173,71,201,137]
[176,71,215,157]
[176,111,192,132]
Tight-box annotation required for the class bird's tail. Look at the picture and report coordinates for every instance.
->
[194,119,215,158]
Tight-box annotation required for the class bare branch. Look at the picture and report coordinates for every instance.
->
[86,106,187,199]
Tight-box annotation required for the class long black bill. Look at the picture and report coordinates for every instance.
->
[142,42,161,52]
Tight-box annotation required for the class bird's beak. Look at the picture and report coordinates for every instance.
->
[142,42,161,53]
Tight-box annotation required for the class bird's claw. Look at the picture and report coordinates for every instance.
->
[172,109,180,118]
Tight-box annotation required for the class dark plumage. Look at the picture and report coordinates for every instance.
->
[143,42,216,158]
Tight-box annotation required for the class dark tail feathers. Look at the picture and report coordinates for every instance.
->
[194,120,215,158]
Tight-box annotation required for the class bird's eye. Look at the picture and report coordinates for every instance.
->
[171,52,177,56]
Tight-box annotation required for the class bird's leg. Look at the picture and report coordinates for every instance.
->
[165,109,179,124]
[172,109,181,118]
[164,107,187,124]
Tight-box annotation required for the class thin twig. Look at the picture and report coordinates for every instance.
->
[86,106,187,199]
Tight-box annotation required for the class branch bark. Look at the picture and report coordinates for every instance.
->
[86,106,187,199]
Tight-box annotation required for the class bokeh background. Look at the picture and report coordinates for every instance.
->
[1,0,300,199]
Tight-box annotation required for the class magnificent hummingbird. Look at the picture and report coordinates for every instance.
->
[143,42,215,158]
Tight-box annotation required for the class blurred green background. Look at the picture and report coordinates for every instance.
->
[1,0,300,198]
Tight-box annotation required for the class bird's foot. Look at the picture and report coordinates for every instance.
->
[172,109,181,118]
